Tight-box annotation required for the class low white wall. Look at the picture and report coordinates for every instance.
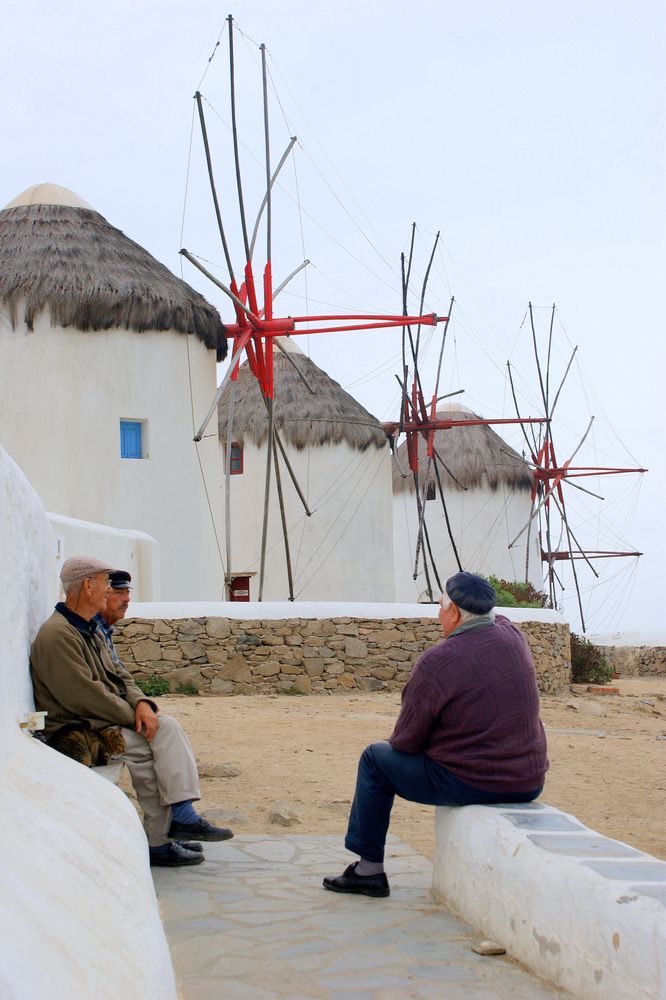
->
[588,630,666,647]
[48,511,160,601]
[432,803,666,1000]
[0,446,176,1000]
[126,600,567,624]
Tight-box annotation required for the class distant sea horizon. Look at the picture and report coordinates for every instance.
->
[587,630,666,648]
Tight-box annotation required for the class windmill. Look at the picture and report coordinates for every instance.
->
[386,237,646,628]
[506,303,646,632]
[180,16,445,600]
[180,21,646,623]
[385,227,547,603]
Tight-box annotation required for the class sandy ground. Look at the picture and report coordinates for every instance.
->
[127,677,666,862]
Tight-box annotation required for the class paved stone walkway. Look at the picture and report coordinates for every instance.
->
[154,835,571,999]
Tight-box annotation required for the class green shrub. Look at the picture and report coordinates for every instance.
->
[136,675,169,697]
[486,575,548,609]
[175,681,199,696]
[570,633,613,685]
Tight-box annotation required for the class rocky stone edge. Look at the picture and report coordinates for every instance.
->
[600,645,666,677]
[112,616,571,696]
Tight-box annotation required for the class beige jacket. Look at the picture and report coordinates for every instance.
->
[30,608,155,738]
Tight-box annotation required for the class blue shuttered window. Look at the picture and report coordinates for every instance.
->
[120,420,143,459]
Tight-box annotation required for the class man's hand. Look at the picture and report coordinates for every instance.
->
[135,700,160,742]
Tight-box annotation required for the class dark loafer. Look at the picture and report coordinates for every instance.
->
[168,817,234,842]
[177,840,204,854]
[323,863,390,897]
[150,842,205,867]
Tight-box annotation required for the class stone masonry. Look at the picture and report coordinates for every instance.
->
[600,645,666,677]
[113,616,571,696]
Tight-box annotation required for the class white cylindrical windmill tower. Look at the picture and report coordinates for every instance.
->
[392,401,541,601]
[217,337,394,602]
[0,183,228,600]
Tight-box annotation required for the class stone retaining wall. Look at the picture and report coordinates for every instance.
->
[113,616,571,696]
[600,645,666,677]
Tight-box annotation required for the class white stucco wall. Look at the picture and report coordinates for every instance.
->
[0,311,224,601]
[433,803,666,999]
[222,438,395,602]
[0,445,176,1000]
[393,484,542,601]
[125,600,567,624]
[48,512,160,601]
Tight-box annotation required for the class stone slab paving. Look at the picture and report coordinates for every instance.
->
[154,835,572,1000]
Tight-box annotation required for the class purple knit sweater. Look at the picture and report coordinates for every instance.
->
[389,615,548,792]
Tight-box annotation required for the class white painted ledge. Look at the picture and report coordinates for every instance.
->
[92,759,125,784]
[432,802,666,1000]
[128,600,568,624]
[0,733,176,999]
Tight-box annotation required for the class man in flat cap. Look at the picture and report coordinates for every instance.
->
[323,572,549,898]
[30,556,233,867]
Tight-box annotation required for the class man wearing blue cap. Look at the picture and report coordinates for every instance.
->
[323,572,549,898]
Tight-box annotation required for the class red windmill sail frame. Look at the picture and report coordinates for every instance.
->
[527,436,646,564]
[384,283,549,605]
[385,375,546,478]
[499,302,648,630]
[389,290,647,625]
[184,21,647,621]
[181,20,454,603]
[223,288,442,399]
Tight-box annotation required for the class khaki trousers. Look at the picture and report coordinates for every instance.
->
[119,715,201,846]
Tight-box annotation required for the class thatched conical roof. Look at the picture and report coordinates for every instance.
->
[0,183,228,358]
[218,338,386,451]
[392,402,533,493]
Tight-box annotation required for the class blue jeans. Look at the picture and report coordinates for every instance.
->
[345,741,543,863]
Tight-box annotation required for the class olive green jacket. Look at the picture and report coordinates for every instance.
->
[30,607,155,738]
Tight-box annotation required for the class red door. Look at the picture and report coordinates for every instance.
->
[229,575,250,601]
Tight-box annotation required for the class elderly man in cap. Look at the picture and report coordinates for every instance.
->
[323,572,549,898]
[93,569,134,667]
[30,556,233,867]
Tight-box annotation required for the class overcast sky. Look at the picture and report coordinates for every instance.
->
[3,0,664,634]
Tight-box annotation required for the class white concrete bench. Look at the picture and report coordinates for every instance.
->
[92,760,125,784]
[432,802,666,999]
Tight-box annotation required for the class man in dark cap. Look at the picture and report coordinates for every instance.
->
[94,570,133,667]
[30,557,234,868]
[323,572,549,898]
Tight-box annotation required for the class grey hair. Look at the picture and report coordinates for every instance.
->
[62,578,84,597]
[440,590,495,624]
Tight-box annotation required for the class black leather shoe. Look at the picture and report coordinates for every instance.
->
[323,863,390,897]
[177,840,204,853]
[169,817,234,842]
[150,842,205,867]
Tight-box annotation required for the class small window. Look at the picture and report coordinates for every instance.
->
[226,442,243,475]
[120,420,146,459]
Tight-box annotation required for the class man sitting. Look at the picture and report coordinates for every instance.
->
[323,572,549,898]
[30,556,233,867]
[93,568,133,668]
